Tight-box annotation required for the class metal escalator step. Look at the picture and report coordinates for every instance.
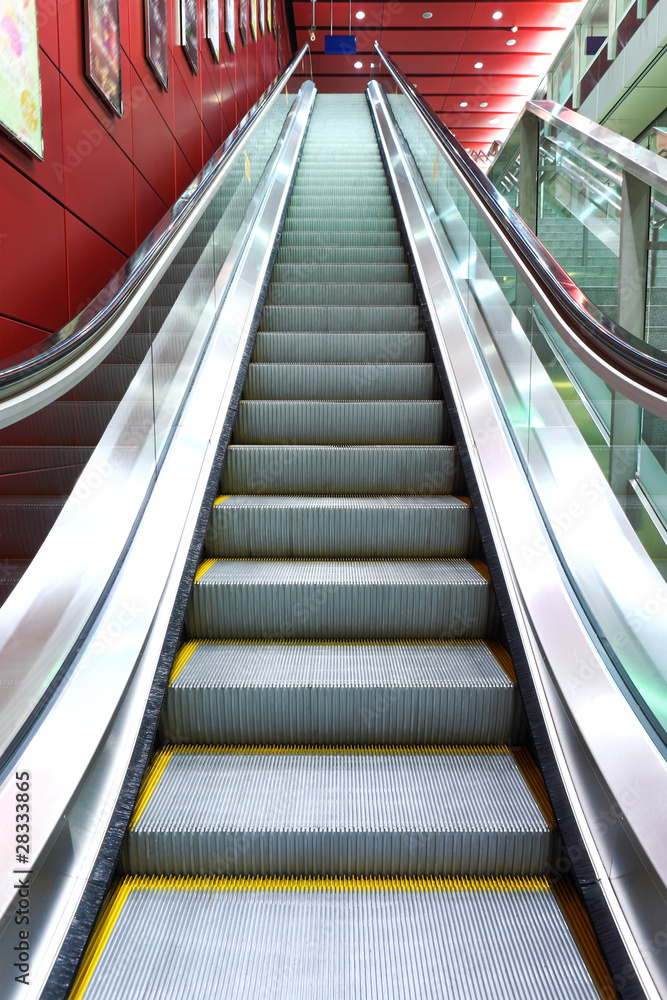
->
[125,746,554,877]
[259,305,422,331]
[107,332,192,365]
[220,444,464,495]
[232,400,446,445]
[206,495,475,557]
[162,638,522,744]
[186,558,499,640]
[279,231,404,247]
[0,401,118,446]
[0,496,66,558]
[252,332,431,363]
[288,195,393,207]
[264,283,418,307]
[242,364,440,400]
[275,246,407,264]
[286,204,396,219]
[283,217,398,232]
[0,446,94,494]
[271,263,411,283]
[71,876,602,1000]
[0,560,29,606]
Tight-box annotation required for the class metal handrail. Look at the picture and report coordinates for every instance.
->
[0,44,311,398]
[374,42,667,405]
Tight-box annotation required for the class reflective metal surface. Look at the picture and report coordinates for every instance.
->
[374,43,667,411]
[0,45,311,425]
[0,81,316,1000]
[368,78,667,1000]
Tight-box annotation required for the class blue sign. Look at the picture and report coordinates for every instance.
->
[324,35,357,54]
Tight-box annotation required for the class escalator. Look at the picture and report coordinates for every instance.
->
[65,94,615,1000]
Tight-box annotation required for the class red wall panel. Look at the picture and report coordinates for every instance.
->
[0,0,291,362]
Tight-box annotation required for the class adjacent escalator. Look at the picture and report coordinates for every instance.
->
[68,93,616,1000]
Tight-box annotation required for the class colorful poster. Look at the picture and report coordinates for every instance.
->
[145,0,168,89]
[225,0,236,52]
[250,0,257,41]
[84,0,122,116]
[259,0,265,36]
[0,0,43,157]
[239,0,247,46]
[206,0,220,60]
[181,0,199,73]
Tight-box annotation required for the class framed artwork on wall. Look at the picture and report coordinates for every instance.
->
[145,0,169,89]
[250,0,258,41]
[181,0,199,73]
[0,0,43,157]
[259,0,265,36]
[206,0,221,60]
[84,0,123,116]
[238,0,248,46]
[225,0,236,52]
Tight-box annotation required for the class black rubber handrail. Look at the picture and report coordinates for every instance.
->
[0,44,311,395]
[375,42,667,398]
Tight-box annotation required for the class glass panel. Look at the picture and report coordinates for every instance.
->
[580,0,609,74]
[373,69,667,738]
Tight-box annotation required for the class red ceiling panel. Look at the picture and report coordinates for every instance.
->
[290,0,585,152]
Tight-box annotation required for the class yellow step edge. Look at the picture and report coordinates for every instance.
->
[510,748,557,828]
[167,638,493,648]
[169,641,200,684]
[158,744,510,757]
[129,748,177,831]
[194,558,217,583]
[113,873,551,894]
[552,878,618,999]
[68,880,133,1000]
[484,640,517,684]
[212,495,232,506]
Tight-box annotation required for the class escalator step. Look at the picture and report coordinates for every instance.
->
[252,332,431,363]
[271,263,412,283]
[124,745,555,877]
[70,876,603,1000]
[242,363,440,400]
[279,231,404,247]
[259,304,422,331]
[283,217,398,232]
[264,282,418,306]
[232,400,446,445]
[185,558,499,640]
[162,638,522,745]
[205,495,476,557]
[220,444,464,495]
[0,496,65,557]
[275,246,406,264]
[0,401,118,446]
[0,446,94,495]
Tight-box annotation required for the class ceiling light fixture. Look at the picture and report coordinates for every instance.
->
[474,61,483,68]
[492,10,502,19]
[354,60,363,68]
[490,117,500,124]
[422,11,433,18]
[510,25,518,32]
[506,38,516,45]
[459,101,468,107]
[355,10,365,19]
[480,101,488,107]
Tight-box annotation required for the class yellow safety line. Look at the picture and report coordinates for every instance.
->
[467,558,491,582]
[113,873,550,894]
[552,879,618,998]
[163,637,494,648]
[169,641,200,684]
[510,748,557,828]
[129,748,177,831]
[485,640,517,684]
[213,495,232,506]
[163,744,511,757]
[68,881,133,1000]
[453,495,472,506]
[194,558,217,583]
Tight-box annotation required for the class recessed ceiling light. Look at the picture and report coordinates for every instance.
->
[354,61,363,68]
[459,101,468,107]
[490,117,500,124]
[510,25,518,32]
[370,62,375,68]
[422,11,433,18]
[356,10,365,19]
[474,61,483,69]
[492,10,502,19]
[506,38,516,45]
[480,101,488,107]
